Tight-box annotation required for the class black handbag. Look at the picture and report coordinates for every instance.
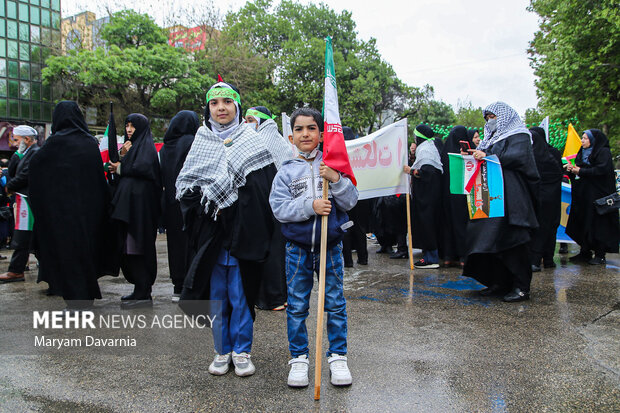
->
[594,193,620,215]
[0,206,11,221]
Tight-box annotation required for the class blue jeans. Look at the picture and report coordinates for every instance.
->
[209,249,253,354]
[285,241,347,357]
[423,249,439,264]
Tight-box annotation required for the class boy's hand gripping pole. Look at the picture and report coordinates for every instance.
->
[314,178,329,400]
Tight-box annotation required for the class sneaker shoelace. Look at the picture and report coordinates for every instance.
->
[330,359,348,372]
[214,354,230,363]
[233,353,250,365]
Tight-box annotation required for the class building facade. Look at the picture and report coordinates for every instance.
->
[61,11,108,53]
[0,0,61,149]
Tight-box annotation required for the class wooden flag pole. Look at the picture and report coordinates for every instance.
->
[406,192,414,271]
[314,178,330,400]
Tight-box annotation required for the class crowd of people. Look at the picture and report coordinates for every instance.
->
[0,81,618,388]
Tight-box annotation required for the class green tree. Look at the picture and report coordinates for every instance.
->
[100,10,168,49]
[43,11,214,126]
[454,100,485,129]
[223,0,423,134]
[528,0,619,153]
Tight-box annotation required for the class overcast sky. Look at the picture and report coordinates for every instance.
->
[63,0,541,116]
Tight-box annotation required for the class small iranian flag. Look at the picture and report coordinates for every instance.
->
[322,36,356,186]
[448,153,481,194]
[14,193,33,231]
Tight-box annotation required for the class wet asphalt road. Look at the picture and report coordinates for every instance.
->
[0,235,618,412]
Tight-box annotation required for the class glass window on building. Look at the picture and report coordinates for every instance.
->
[31,63,39,81]
[30,45,40,63]
[0,2,4,17]
[7,19,17,39]
[0,58,5,77]
[19,42,28,60]
[19,62,29,80]
[41,27,50,45]
[51,0,59,12]
[7,2,17,20]
[19,22,29,41]
[7,40,18,59]
[0,19,5,37]
[8,80,18,98]
[20,100,30,118]
[51,29,59,46]
[7,60,18,77]
[30,81,40,99]
[9,99,19,117]
[32,101,40,119]
[0,99,7,117]
[40,8,49,27]
[31,0,40,5]
[42,102,51,121]
[0,79,6,98]
[41,82,50,100]
[20,80,29,99]
[51,11,59,29]
[40,46,50,61]
[29,6,38,25]
[18,2,28,22]
[41,0,49,8]
[0,39,5,58]
[31,62,40,77]
[30,25,39,43]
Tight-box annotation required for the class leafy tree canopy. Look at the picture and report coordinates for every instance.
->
[528,0,619,154]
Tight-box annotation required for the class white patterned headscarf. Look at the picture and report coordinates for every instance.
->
[413,139,443,173]
[478,101,531,151]
[176,123,273,217]
[257,119,294,170]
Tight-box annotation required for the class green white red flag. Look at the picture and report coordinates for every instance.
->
[322,36,356,186]
[14,193,33,231]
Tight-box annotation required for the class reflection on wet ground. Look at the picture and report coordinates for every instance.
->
[0,238,618,412]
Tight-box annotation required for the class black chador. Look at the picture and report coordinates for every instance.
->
[111,114,162,302]
[463,102,540,300]
[409,125,443,258]
[566,129,619,256]
[28,101,110,304]
[528,127,563,268]
[440,126,474,264]
[159,110,199,297]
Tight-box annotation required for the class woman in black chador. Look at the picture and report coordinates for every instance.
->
[109,114,161,309]
[441,125,474,267]
[528,127,563,271]
[28,101,110,308]
[159,110,199,301]
[463,102,540,302]
[403,124,443,269]
[565,129,619,265]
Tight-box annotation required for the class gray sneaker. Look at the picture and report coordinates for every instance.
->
[208,352,231,375]
[232,351,256,376]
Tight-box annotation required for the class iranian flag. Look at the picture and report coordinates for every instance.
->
[322,36,356,186]
[14,193,33,231]
[448,153,481,194]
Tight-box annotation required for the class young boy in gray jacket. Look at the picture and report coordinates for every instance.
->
[269,107,358,388]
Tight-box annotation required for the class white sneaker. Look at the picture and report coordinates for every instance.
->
[287,355,309,387]
[208,352,231,375]
[232,351,256,376]
[328,354,352,386]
